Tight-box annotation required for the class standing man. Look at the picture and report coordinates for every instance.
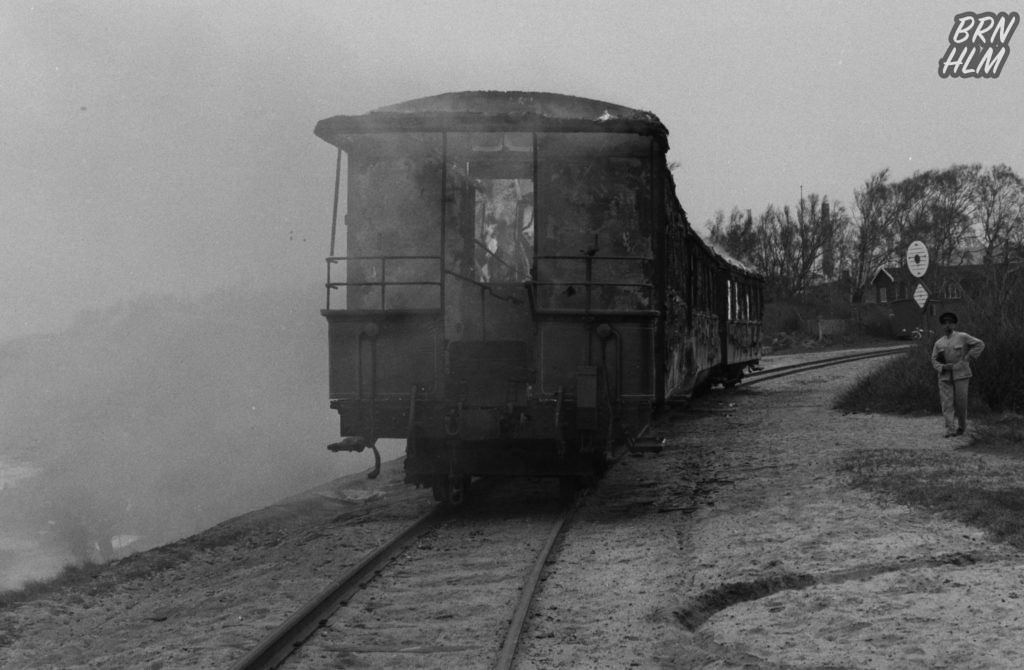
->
[931,312,985,437]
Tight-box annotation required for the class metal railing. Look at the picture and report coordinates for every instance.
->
[528,254,656,315]
[324,253,656,315]
[325,254,443,311]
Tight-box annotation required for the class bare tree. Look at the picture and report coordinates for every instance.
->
[745,195,843,298]
[708,196,848,299]
[887,171,933,261]
[708,162,1024,304]
[850,170,900,300]
[974,164,1024,265]
[926,164,982,265]
[822,196,852,280]
[706,206,757,264]
[968,164,1024,331]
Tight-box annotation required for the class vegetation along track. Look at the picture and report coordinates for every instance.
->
[743,345,911,385]
[231,478,578,670]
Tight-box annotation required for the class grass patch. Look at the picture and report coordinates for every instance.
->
[0,561,103,609]
[833,330,1024,546]
[965,413,1024,459]
[839,447,1024,548]
[0,517,270,610]
[0,545,196,610]
[834,342,988,417]
[834,346,936,414]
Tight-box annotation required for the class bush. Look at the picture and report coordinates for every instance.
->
[763,300,803,334]
[853,303,895,339]
[834,343,941,414]
[837,266,1024,417]
[835,342,990,417]
[955,276,1024,413]
[970,329,1024,413]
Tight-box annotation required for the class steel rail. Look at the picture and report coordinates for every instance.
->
[493,499,580,670]
[746,345,912,380]
[743,347,910,386]
[228,505,449,670]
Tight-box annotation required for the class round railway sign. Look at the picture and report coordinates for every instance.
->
[907,241,929,278]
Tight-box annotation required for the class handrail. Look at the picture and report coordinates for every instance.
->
[534,253,655,262]
[323,252,656,314]
[325,254,443,311]
[327,254,441,261]
[529,253,655,315]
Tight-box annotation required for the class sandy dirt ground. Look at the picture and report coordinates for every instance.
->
[0,466,437,669]
[518,354,1024,669]
[2,350,1024,668]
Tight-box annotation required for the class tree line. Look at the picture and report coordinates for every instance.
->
[705,164,1024,301]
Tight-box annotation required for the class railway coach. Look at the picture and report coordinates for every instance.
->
[314,91,763,502]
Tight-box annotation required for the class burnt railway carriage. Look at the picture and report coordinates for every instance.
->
[721,256,763,386]
[314,91,762,502]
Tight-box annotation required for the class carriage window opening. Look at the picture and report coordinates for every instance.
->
[473,178,534,282]
[446,133,534,284]
[705,267,713,312]
[700,265,709,311]
[333,132,444,311]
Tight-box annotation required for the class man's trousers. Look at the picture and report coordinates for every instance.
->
[939,378,969,433]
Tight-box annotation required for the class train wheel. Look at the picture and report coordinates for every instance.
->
[447,475,468,506]
[432,475,469,505]
[431,476,448,503]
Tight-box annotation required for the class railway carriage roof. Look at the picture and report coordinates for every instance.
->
[708,242,762,279]
[685,225,763,281]
[314,91,669,146]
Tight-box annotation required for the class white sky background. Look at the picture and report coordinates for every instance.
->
[2,0,1021,341]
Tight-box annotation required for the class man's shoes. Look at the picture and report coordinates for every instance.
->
[944,431,955,438]
[956,428,965,436]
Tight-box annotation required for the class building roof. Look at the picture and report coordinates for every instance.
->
[871,267,895,284]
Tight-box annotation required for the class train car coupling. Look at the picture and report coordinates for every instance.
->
[327,436,382,479]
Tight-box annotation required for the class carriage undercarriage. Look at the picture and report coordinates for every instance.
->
[328,390,649,503]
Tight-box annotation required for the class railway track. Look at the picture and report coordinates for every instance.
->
[229,347,909,669]
[742,345,912,386]
[230,479,579,670]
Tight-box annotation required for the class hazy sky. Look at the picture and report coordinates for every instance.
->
[3,0,1022,341]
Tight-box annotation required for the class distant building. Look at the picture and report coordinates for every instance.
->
[863,264,977,338]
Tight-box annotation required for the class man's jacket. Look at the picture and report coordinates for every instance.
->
[931,331,985,381]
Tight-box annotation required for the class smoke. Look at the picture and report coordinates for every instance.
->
[0,282,390,589]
